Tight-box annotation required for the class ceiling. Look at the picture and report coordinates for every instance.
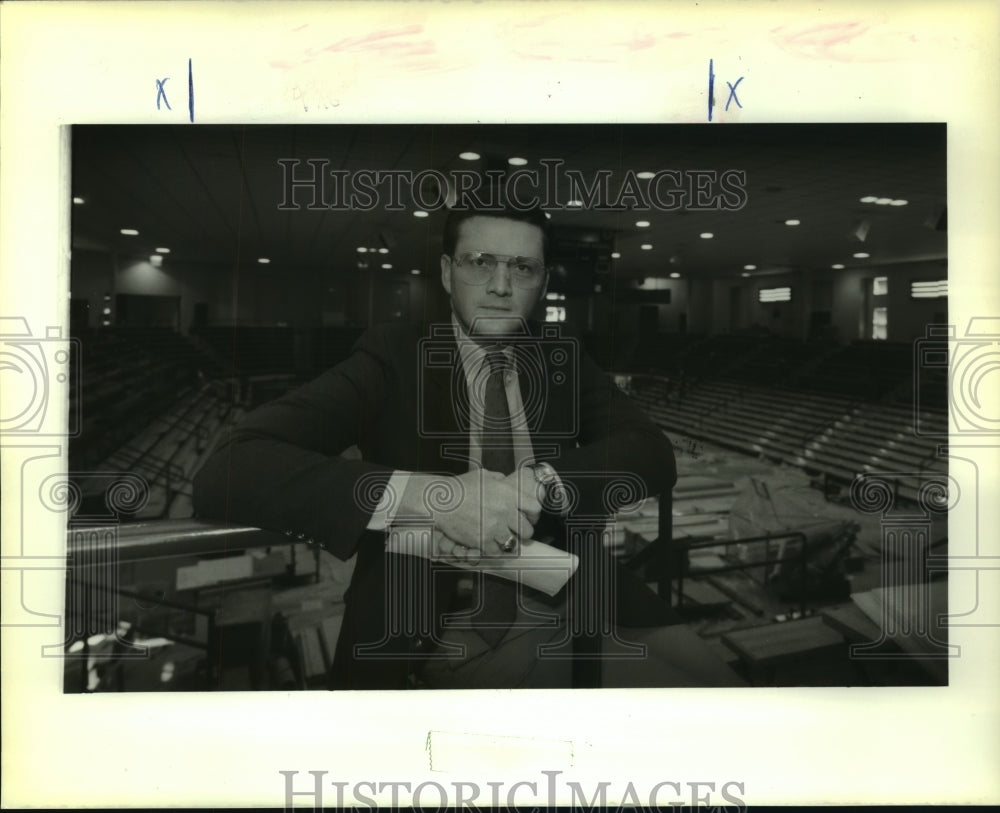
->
[70,123,947,287]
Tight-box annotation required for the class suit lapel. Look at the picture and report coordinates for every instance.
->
[417,329,470,474]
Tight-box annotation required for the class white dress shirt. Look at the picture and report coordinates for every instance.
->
[366,315,537,531]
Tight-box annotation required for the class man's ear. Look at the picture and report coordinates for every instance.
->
[440,254,452,296]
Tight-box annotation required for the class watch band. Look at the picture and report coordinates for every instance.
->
[528,461,566,513]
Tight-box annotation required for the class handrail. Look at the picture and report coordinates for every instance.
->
[66,518,294,563]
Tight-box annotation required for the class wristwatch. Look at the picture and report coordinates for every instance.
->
[527,461,567,513]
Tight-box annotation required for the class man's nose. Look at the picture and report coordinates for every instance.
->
[486,264,513,295]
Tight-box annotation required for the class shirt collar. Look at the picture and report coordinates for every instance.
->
[452,313,515,378]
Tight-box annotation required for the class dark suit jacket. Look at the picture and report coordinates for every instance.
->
[192,321,677,688]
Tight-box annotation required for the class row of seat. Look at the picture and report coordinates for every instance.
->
[631,375,948,504]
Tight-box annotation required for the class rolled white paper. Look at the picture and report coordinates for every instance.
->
[385,529,579,597]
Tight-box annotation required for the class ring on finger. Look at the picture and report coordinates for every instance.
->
[498,533,518,553]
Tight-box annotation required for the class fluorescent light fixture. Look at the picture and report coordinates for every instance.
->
[508,156,528,166]
[356,246,367,253]
[378,247,389,254]
[155,247,170,254]
[544,212,552,220]
[635,220,650,227]
[758,286,792,303]
[853,252,870,259]
[784,219,800,226]
[636,171,655,180]
[411,269,421,275]
[669,272,681,279]
[381,263,392,270]
[741,272,751,278]
[73,196,84,205]
[890,199,908,206]
[567,199,583,207]
[610,252,621,259]
[257,257,270,264]
[699,232,714,239]
[413,210,429,218]
[831,263,845,269]
[744,264,756,271]
[860,196,877,203]
[911,280,947,299]
[640,243,653,250]
[458,151,480,161]
[120,228,139,236]
[150,255,163,266]
[875,197,893,205]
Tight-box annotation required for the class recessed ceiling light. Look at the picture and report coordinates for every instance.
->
[257,257,270,264]
[411,269,421,275]
[508,156,528,166]
[381,263,392,270]
[567,200,583,208]
[889,199,908,206]
[636,171,655,180]
[458,151,480,161]
[413,210,429,218]
[875,197,892,205]
[744,264,756,271]
[641,243,653,250]
[860,196,877,203]
[669,272,681,279]
[741,272,751,278]
[853,252,870,259]
[611,252,621,259]
[155,247,170,254]
[785,219,800,226]
[635,220,650,228]
[120,228,139,236]
[73,196,84,205]
[378,247,389,254]
[357,246,367,253]
[700,232,714,239]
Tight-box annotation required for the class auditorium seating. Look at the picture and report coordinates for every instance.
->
[627,334,948,507]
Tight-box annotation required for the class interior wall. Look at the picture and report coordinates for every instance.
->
[71,249,948,344]
[70,249,434,332]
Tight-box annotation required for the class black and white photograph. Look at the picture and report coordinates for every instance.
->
[2,2,998,809]
[64,122,950,692]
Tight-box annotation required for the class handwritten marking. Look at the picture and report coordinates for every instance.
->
[708,59,744,121]
[155,78,171,110]
[707,58,715,121]
[725,77,744,111]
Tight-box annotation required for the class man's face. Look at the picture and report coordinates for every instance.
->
[441,216,548,340]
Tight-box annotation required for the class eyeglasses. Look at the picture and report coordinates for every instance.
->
[449,251,547,287]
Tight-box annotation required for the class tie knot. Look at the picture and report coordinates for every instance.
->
[486,348,509,375]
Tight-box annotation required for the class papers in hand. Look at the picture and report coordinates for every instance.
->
[384,530,579,597]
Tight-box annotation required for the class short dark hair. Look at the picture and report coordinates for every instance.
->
[442,199,550,265]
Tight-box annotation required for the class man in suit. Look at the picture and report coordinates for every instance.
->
[193,201,742,689]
